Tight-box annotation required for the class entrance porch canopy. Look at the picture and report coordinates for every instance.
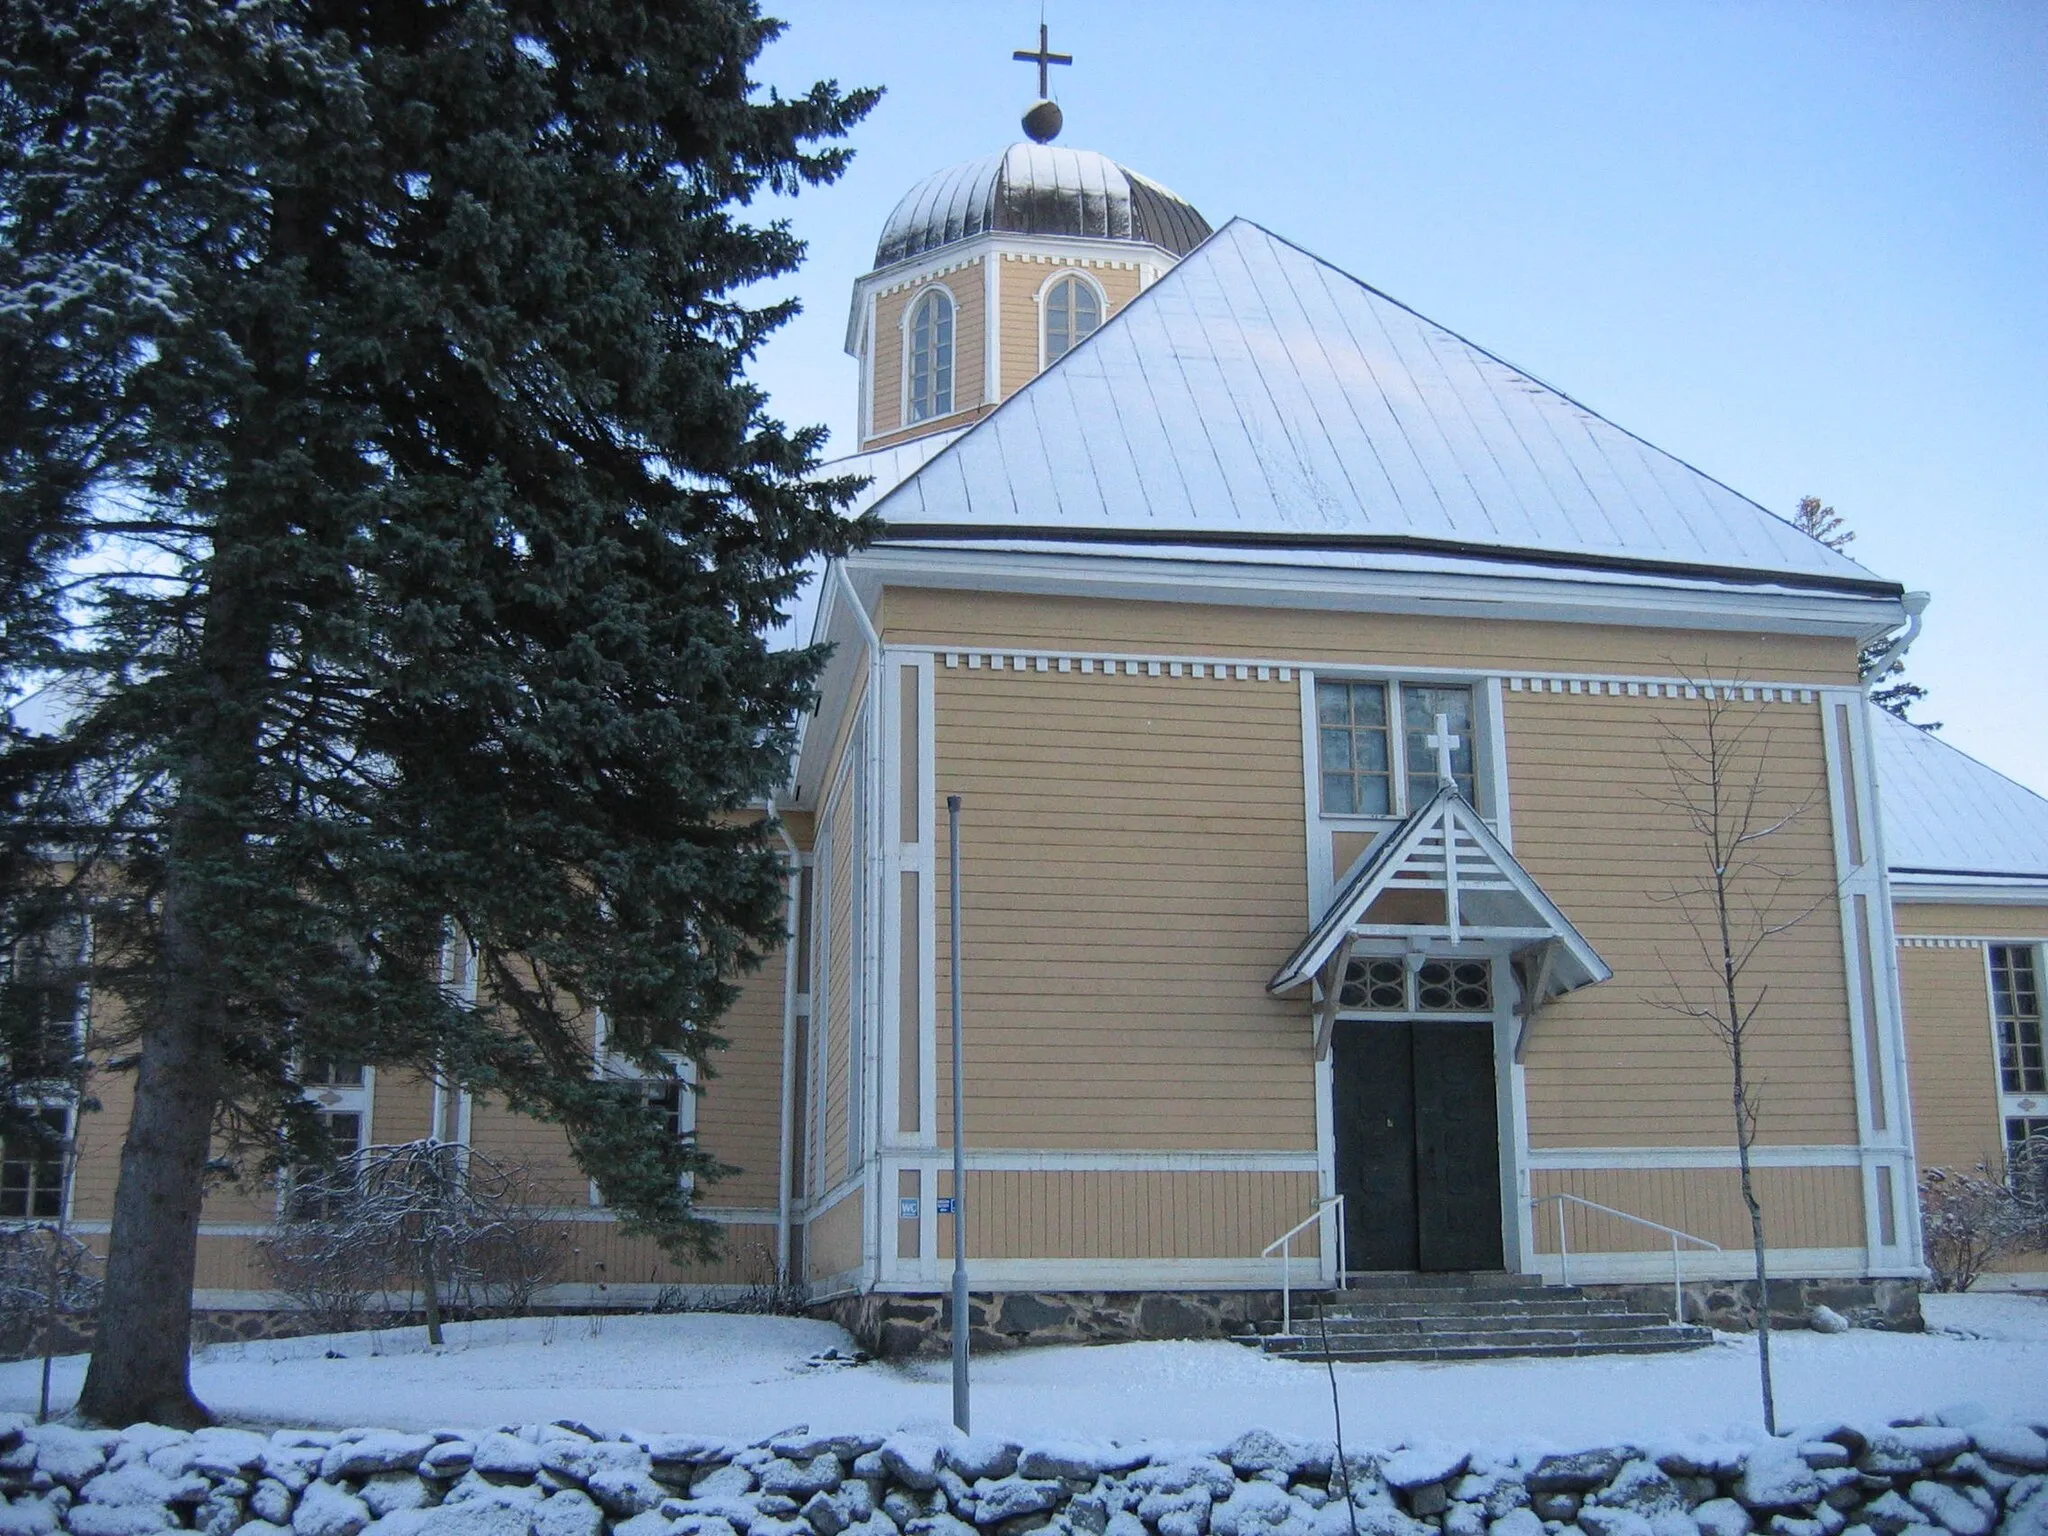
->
[1269,784,1611,1060]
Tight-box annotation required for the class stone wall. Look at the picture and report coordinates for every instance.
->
[3,1409,2046,1536]
[1579,1279,1924,1333]
[821,1279,1925,1360]
[819,1289,1288,1359]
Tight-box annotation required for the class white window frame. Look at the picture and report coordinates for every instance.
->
[1987,940,2048,1167]
[1313,674,1493,822]
[0,911,89,1224]
[282,1058,375,1219]
[1036,268,1108,370]
[901,283,956,426]
[588,1009,700,1206]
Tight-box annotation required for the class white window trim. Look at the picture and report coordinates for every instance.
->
[1311,673,1494,822]
[1035,267,1109,372]
[279,1061,376,1219]
[900,283,957,427]
[1988,940,2048,1152]
[588,1009,701,1206]
[1,913,90,1224]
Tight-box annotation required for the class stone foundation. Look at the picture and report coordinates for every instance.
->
[1580,1276,1924,1332]
[820,1288,1288,1358]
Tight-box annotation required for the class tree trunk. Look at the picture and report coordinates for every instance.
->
[1734,1076,1777,1435]
[75,938,224,1427]
[79,574,262,1427]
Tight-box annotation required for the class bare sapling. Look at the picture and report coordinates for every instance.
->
[1645,673,1830,1436]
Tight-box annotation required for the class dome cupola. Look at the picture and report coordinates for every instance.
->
[875,144,1212,270]
[846,28,1216,451]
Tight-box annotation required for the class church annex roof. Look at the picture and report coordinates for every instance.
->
[871,219,1899,596]
[874,144,1212,268]
[1872,710,2048,891]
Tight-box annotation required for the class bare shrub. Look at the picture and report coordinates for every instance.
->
[1921,1137,2048,1292]
[260,1140,569,1339]
[709,1241,807,1316]
[0,1224,102,1353]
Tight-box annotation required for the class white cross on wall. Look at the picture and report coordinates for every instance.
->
[1426,711,1462,790]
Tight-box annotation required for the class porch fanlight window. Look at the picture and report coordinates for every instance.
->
[906,288,954,424]
[1336,955,1491,1014]
[1044,275,1101,364]
[1317,680,1476,815]
[1991,945,2044,1093]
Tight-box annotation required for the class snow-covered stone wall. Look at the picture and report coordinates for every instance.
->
[1,1412,2044,1536]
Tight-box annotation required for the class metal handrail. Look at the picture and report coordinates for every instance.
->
[1529,1192,1722,1325]
[1262,1194,1346,1338]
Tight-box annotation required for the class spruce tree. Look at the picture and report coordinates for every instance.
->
[1,0,875,1426]
[1791,497,1935,728]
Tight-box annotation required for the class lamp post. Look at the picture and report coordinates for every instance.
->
[947,793,970,1434]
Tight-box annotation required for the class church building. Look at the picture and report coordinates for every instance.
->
[772,79,1937,1345]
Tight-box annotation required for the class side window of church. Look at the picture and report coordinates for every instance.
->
[1044,275,1101,364]
[906,288,954,424]
[1991,945,2044,1094]
[0,1107,69,1219]
[2,913,87,1086]
[1317,680,1476,815]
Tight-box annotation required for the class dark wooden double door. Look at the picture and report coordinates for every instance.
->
[1333,1021,1504,1273]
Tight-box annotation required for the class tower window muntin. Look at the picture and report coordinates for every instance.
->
[1042,272,1104,365]
[905,286,955,424]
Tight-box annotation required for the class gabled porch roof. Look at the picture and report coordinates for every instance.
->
[1268,784,1612,1057]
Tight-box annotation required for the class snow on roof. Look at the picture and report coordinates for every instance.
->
[1873,709,2048,886]
[764,430,971,654]
[812,428,968,520]
[873,220,1896,594]
[874,144,1211,268]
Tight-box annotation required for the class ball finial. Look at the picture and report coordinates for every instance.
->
[1022,98,1063,144]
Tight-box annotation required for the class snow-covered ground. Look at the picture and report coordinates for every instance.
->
[3,1293,2043,1451]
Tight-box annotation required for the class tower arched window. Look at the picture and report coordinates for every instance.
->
[1043,274,1103,364]
[906,287,954,424]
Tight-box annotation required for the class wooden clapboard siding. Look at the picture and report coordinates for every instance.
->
[693,957,787,1210]
[998,256,1146,399]
[930,667,1316,1150]
[821,782,858,1191]
[1529,1165,1864,1253]
[190,1219,782,1298]
[466,1095,588,1205]
[1894,903,2048,940]
[1509,690,1858,1146]
[68,1050,131,1223]
[1898,943,2005,1174]
[806,1188,864,1281]
[883,589,1862,685]
[962,1169,1319,1260]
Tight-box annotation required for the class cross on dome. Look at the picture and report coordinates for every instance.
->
[1013,23,1072,142]
[1012,22,1073,97]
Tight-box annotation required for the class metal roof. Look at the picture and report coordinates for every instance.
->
[874,144,1212,268]
[1872,710,2048,887]
[873,219,1898,595]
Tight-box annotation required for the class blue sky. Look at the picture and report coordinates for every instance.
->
[746,1,2047,795]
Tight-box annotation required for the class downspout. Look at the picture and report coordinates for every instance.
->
[1861,591,1930,684]
[770,802,801,1288]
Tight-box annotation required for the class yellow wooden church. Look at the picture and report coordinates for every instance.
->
[13,75,2048,1356]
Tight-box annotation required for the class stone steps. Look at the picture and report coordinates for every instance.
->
[1237,1274,1716,1363]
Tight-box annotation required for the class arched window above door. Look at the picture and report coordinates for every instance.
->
[1043,273,1103,365]
[905,287,955,424]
